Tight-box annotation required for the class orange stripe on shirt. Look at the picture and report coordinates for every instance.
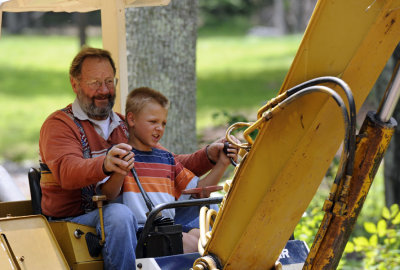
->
[123,176,174,194]
[175,167,196,197]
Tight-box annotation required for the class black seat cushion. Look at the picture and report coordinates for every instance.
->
[28,167,42,214]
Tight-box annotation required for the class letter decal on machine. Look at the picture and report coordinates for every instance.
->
[278,240,309,269]
[279,249,290,259]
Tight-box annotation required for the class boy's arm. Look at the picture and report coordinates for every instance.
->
[159,140,225,177]
[172,137,239,177]
[156,144,214,177]
[174,147,213,177]
[196,151,230,188]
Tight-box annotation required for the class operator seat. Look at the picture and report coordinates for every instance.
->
[28,167,42,215]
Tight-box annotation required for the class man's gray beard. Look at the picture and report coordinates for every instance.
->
[77,88,115,119]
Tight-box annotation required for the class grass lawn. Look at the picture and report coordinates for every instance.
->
[0,35,102,161]
[0,32,301,162]
[197,34,301,129]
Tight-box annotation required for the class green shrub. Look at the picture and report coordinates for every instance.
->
[344,204,400,269]
[294,192,326,246]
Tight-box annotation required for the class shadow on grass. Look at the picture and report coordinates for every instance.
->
[198,16,253,38]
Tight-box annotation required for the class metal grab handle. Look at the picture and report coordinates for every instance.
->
[242,115,270,146]
[225,122,252,149]
[198,206,218,256]
[225,115,270,150]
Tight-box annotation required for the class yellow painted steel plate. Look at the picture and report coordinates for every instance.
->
[205,0,400,269]
[0,215,69,269]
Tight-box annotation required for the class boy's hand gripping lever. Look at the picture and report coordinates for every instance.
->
[223,141,238,167]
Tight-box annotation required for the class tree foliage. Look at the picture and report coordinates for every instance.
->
[199,0,266,17]
[344,204,400,269]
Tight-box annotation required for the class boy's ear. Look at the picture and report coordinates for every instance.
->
[126,112,135,127]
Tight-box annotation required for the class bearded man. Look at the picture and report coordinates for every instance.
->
[39,47,226,269]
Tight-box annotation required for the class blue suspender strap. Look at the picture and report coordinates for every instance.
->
[61,105,96,213]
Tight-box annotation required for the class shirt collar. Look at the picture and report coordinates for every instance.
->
[71,98,122,139]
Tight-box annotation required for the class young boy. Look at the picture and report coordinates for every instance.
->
[100,87,233,253]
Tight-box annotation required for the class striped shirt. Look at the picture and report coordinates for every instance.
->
[122,148,198,226]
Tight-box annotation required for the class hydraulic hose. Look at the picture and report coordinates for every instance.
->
[285,76,356,177]
[278,85,351,186]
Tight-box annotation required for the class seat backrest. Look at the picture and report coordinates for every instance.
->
[28,167,42,214]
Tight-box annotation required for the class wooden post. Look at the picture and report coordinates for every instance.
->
[100,0,128,114]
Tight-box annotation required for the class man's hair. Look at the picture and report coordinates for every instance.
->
[69,47,116,79]
[125,87,170,116]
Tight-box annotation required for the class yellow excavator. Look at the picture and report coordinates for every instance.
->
[1,0,400,269]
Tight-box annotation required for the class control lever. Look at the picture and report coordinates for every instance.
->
[223,141,238,167]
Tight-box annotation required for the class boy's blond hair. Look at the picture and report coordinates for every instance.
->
[125,87,170,116]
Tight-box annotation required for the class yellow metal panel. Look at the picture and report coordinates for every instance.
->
[50,221,102,268]
[204,0,400,269]
[0,215,69,269]
[280,0,383,91]
[0,200,33,218]
[206,93,341,268]
[0,235,17,270]
[73,260,104,270]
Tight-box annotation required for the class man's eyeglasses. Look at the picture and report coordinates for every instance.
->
[83,77,118,90]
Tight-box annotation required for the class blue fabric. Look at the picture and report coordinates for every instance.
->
[175,204,219,233]
[175,206,200,233]
[66,203,138,270]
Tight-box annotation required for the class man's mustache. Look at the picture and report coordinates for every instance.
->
[94,94,112,100]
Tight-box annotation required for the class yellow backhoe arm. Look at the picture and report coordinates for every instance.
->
[195,0,400,269]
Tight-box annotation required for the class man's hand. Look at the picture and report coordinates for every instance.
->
[103,143,135,176]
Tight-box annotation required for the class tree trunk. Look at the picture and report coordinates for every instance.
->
[273,0,286,34]
[125,0,197,154]
[5,13,21,34]
[285,0,317,33]
[74,13,87,47]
